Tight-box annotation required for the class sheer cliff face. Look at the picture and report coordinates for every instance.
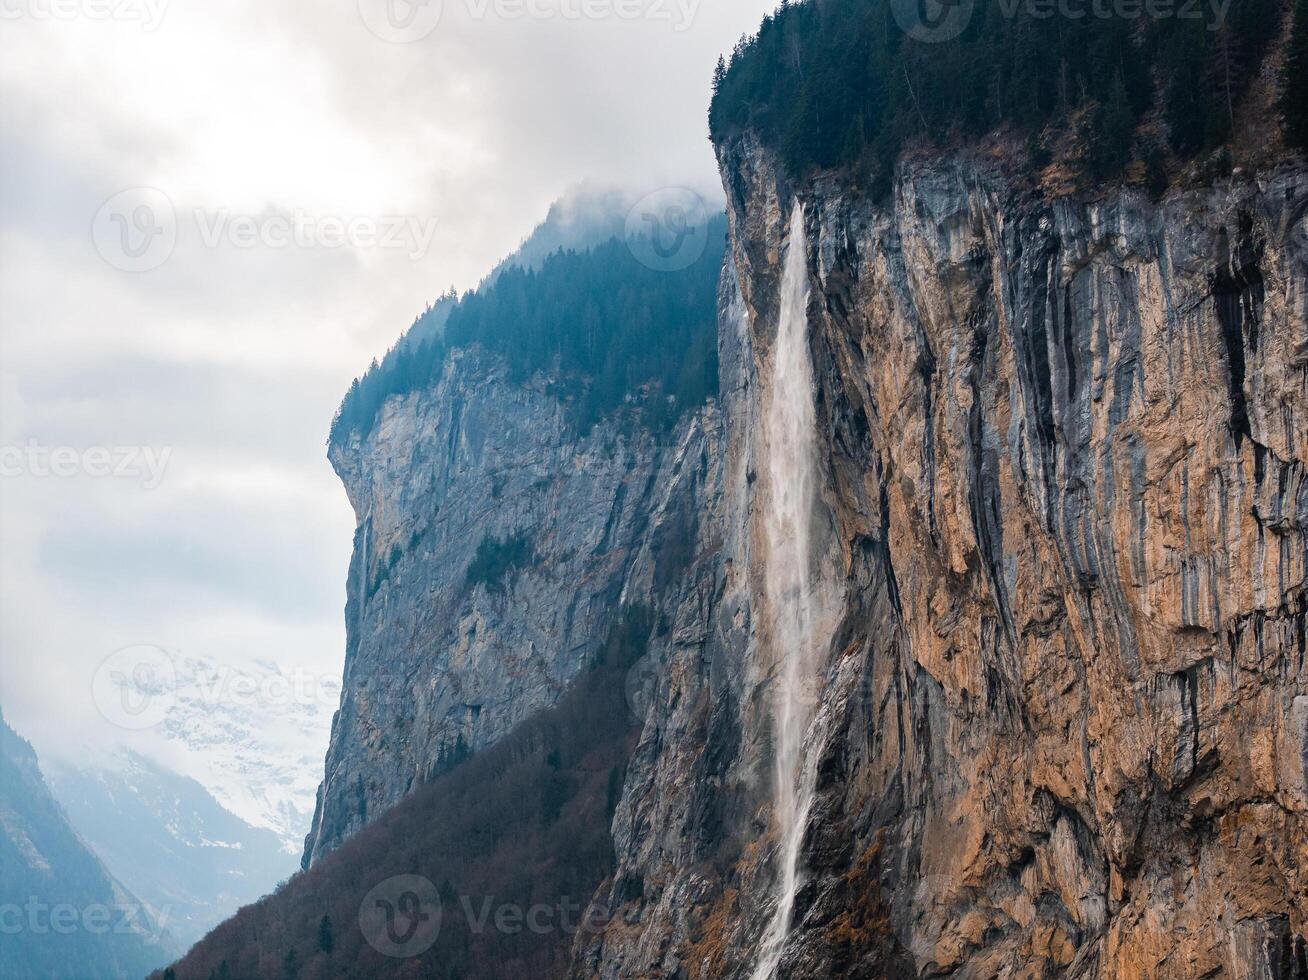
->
[582,141,1308,978]
[303,348,719,867]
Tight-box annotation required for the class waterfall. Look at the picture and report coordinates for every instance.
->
[750,201,825,980]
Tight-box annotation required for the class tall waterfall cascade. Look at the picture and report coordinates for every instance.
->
[750,201,832,980]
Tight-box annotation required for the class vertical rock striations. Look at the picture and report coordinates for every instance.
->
[581,139,1308,977]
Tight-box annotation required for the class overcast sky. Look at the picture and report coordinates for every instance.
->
[0,0,775,811]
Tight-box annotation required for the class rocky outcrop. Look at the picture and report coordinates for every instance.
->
[303,346,720,866]
[579,138,1308,978]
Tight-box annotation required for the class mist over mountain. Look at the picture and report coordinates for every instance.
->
[489,183,649,277]
[0,708,178,979]
[329,202,726,447]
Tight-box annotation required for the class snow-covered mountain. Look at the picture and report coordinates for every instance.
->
[87,646,336,853]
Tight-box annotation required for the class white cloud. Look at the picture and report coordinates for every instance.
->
[0,0,775,828]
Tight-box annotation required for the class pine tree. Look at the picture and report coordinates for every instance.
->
[1163,19,1211,155]
[606,765,622,814]
[1094,72,1135,177]
[1283,0,1308,150]
[1207,23,1243,144]
[317,914,334,954]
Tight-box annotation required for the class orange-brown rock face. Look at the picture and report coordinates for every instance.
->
[581,142,1308,978]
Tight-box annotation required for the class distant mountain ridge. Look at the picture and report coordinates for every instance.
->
[0,707,178,979]
[47,750,296,951]
[147,652,328,852]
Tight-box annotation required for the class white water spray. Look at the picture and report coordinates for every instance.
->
[751,201,826,980]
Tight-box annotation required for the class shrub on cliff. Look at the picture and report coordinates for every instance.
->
[464,532,537,594]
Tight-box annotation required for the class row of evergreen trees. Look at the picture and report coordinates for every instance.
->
[330,217,726,448]
[709,0,1304,193]
[1288,0,1308,148]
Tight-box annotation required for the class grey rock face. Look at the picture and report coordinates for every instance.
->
[303,345,721,867]
[579,138,1308,978]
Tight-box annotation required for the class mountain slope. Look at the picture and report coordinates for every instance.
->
[147,652,328,852]
[75,648,332,853]
[0,708,177,979]
[46,751,295,950]
[153,611,658,980]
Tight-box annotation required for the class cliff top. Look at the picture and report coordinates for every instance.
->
[329,212,727,451]
[709,0,1306,196]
